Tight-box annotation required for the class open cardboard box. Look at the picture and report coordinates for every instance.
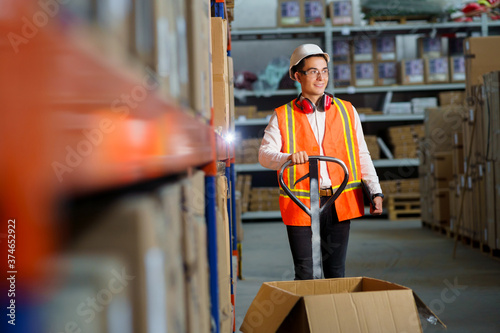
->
[241,277,445,333]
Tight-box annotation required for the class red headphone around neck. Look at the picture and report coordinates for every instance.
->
[294,93,333,114]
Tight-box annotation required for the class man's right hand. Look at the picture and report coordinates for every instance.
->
[288,151,309,165]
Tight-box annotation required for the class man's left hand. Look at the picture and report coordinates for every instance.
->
[370,196,383,215]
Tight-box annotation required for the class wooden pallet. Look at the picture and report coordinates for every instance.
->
[368,15,438,25]
[388,193,421,220]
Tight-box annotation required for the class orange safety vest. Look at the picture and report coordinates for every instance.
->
[276,97,364,226]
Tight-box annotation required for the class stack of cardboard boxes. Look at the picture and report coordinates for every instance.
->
[331,36,465,89]
[419,105,463,229]
[387,124,424,159]
[62,172,211,333]
[364,135,380,160]
[249,188,281,211]
[235,138,262,164]
[380,179,420,197]
[212,17,230,134]
[216,174,234,333]
[419,35,500,252]
[236,174,253,213]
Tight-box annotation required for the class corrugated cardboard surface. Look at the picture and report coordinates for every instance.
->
[241,277,444,333]
[70,196,175,333]
[211,17,228,76]
[186,0,211,119]
[213,74,230,133]
[217,175,233,332]
[228,56,235,133]
[464,36,500,94]
[485,162,497,248]
[495,161,500,249]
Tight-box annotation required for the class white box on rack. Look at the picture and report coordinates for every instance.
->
[387,102,412,114]
[411,97,438,114]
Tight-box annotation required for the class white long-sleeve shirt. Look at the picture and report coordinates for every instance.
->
[258,102,382,195]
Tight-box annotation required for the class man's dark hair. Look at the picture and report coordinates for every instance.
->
[291,54,328,78]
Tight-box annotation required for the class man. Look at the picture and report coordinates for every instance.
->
[258,44,384,280]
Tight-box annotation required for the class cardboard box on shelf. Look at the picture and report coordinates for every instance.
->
[154,0,180,101]
[439,91,465,106]
[70,195,185,333]
[464,36,500,94]
[329,0,353,26]
[241,277,444,333]
[433,188,450,226]
[377,61,397,86]
[424,106,464,155]
[352,38,374,62]
[352,62,375,86]
[186,0,211,119]
[495,160,500,249]
[304,0,326,25]
[228,57,235,132]
[235,105,258,119]
[212,74,230,133]
[400,59,425,85]
[364,135,380,159]
[484,162,496,248]
[157,185,188,333]
[432,152,453,181]
[417,37,442,59]
[216,176,232,332]
[211,17,228,76]
[375,36,397,61]
[425,57,449,84]
[449,56,465,83]
[278,0,304,27]
[452,144,464,177]
[332,40,351,62]
[483,71,500,162]
[182,171,210,333]
[333,62,353,87]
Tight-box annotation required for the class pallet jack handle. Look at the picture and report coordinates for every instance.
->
[278,155,349,215]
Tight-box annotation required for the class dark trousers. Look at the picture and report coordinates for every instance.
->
[286,197,351,280]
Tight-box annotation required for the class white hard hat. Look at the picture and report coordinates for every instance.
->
[289,44,330,81]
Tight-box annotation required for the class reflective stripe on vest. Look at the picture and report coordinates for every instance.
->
[276,98,364,226]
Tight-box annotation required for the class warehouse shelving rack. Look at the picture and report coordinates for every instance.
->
[230,14,500,222]
[1,1,236,333]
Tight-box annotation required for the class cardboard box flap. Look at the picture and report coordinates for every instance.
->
[240,282,301,333]
[304,290,422,333]
[269,278,364,295]
[412,292,447,328]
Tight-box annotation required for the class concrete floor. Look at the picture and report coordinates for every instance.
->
[234,219,500,333]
